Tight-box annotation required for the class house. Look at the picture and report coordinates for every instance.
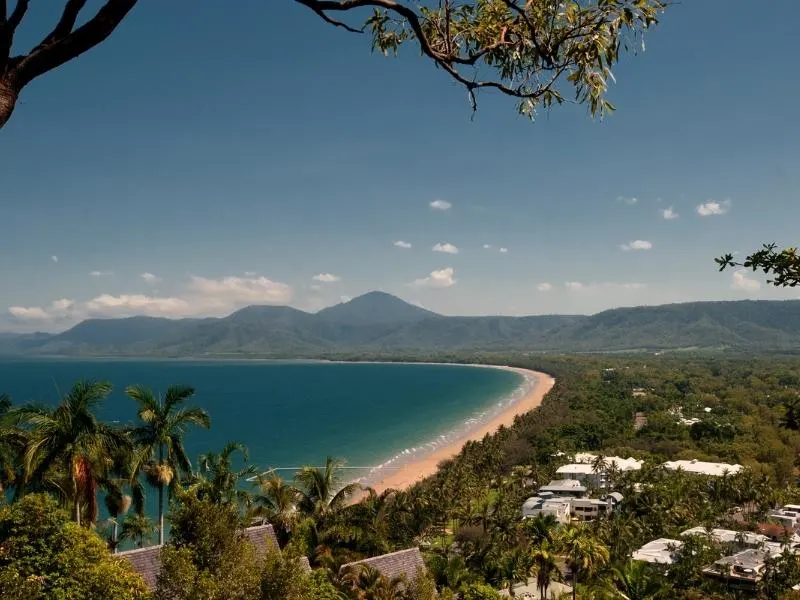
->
[118,524,280,591]
[557,455,642,488]
[339,548,427,586]
[631,538,683,564]
[681,526,769,549]
[703,549,771,587]
[521,495,572,523]
[663,459,743,477]
[768,505,800,529]
[522,492,622,524]
[538,479,588,498]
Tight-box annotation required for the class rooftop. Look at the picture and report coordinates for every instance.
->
[631,538,683,565]
[571,453,643,471]
[118,523,279,591]
[681,527,768,547]
[663,459,743,476]
[340,548,427,584]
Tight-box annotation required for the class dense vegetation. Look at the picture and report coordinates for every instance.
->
[3,354,800,598]
[5,294,800,357]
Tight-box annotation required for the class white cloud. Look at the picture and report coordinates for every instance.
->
[432,242,459,255]
[499,247,508,254]
[483,244,492,250]
[340,295,352,303]
[141,272,162,284]
[430,199,452,211]
[90,270,113,277]
[618,196,638,205]
[564,281,646,292]
[9,298,76,321]
[536,283,553,292]
[86,294,191,317]
[312,273,341,283]
[309,284,322,292]
[661,206,679,220]
[9,306,51,320]
[51,255,58,263]
[696,199,731,216]
[244,271,256,276]
[188,275,292,305]
[731,270,761,291]
[394,241,412,249]
[412,267,456,289]
[620,240,653,251]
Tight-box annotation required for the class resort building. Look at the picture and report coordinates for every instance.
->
[703,549,772,588]
[663,459,743,477]
[537,479,588,498]
[557,454,643,488]
[521,495,573,523]
[118,524,280,591]
[522,481,622,524]
[768,504,800,529]
[631,538,683,565]
[339,548,427,586]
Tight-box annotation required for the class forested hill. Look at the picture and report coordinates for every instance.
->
[3,292,800,356]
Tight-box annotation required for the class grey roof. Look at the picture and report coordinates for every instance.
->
[117,545,163,591]
[119,523,278,591]
[243,523,279,553]
[340,548,427,583]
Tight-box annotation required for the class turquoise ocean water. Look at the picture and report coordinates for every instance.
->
[0,359,527,496]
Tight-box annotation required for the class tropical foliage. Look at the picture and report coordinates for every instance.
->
[3,354,800,599]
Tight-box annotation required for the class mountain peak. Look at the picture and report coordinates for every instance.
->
[316,292,439,326]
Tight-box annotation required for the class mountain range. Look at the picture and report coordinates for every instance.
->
[3,292,800,356]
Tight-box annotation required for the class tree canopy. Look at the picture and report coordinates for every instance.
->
[0,0,668,128]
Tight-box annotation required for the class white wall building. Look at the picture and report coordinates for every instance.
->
[663,459,743,476]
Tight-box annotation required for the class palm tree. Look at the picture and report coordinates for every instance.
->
[294,456,362,517]
[126,384,210,544]
[531,540,562,600]
[559,524,610,600]
[104,477,132,552]
[607,561,671,600]
[253,469,298,541]
[338,564,406,600]
[120,512,157,548]
[0,393,25,497]
[493,547,532,597]
[190,440,256,508]
[10,380,127,526]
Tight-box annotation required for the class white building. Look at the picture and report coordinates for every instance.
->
[521,495,572,523]
[557,454,643,488]
[663,459,743,477]
[632,538,683,564]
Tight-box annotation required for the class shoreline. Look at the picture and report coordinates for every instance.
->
[364,365,555,493]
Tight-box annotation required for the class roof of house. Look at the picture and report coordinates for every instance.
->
[117,544,163,591]
[712,548,770,570]
[663,459,743,476]
[119,523,279,591]
[339,548,426,583]
[681,527,767,547]
[631,538,683,564]
[571,453,643,471]
[539,479,587,494]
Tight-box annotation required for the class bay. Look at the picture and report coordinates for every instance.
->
[0,358,522,491]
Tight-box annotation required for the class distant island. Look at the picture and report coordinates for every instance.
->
[3,291,800,356]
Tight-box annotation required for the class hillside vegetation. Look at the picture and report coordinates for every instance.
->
[4,293,800,356]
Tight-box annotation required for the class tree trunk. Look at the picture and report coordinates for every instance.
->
[74,498,81,526]
[158,443,165,545]
[112,520,119,553]
[572,572,577,600]
[0,74,18,128]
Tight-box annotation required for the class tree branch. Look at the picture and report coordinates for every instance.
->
[16,0,137,88]
[35,0,89,50]
[7,0,27,31]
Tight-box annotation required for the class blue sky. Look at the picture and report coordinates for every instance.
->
[2,0,799,332]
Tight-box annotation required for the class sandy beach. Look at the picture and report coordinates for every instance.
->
[368,366,555,493]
